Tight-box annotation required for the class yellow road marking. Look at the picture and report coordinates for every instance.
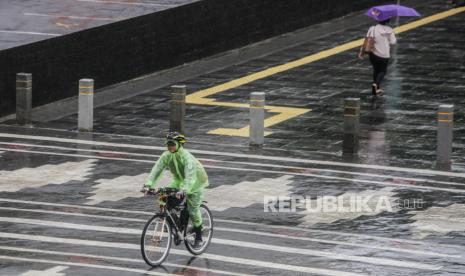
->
[186,7,465,137]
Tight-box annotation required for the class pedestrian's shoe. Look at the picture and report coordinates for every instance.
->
[193,225,203,249]
[371,83,378,96]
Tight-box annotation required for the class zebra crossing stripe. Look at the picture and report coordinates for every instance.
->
[0,206,459,258]
[2,147,465,193]
[0,255,173,276]
[0,246,251,276]
[1,133,464,178]
[3,141,464,188]
[0,232,366,276]
[1,197,462,249]
[0,218,443,270]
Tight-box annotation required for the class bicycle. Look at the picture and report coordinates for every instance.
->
[140,187,213,267]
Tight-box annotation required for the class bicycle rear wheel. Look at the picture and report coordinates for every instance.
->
[184,204,213,255]
[141,214,172,266]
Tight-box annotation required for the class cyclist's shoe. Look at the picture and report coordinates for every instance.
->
[193,225,203,249]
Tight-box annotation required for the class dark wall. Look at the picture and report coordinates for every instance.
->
[0,0,385,116]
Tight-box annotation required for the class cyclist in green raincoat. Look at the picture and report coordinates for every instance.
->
[144,132,209,247]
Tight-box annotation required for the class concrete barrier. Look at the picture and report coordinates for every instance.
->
[170,85,186,134]
[250,92,265,147]
[78,79,94,132]
[342,98,360,156]
[436,104,454,170]
[15,73,32,126]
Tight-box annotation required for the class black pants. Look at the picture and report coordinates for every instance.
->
[369,53,389,88]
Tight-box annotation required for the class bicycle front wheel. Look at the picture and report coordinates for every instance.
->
[141,214,172,266]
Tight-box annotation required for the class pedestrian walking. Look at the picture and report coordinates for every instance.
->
[358,19,396,96]
[359,4,420,96]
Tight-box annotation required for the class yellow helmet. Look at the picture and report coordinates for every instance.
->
[165,131,186,144]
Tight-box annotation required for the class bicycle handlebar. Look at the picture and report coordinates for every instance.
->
[140,187,181,197]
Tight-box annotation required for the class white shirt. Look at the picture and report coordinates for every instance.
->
[367,24,397,58]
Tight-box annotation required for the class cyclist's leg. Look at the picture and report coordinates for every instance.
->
[187,191,203,228]
[187,191,203,246]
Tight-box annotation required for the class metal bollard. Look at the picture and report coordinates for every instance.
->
[78,79,94,132]
[342,98,360,155]
[249,92,265,147]
[436,104,454,170]
[170,85,186,134]
[16,73,32,125]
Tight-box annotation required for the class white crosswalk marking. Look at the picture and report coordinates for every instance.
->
[87,172,171,205]
[0,255,173,276]
[299,187,398,226]
[0,246,251,276]
[3,141,465,188]
[0,217,443,270]
[1,133,464,178]
[3,197,463,250]
[0,206,459,258]
[20,266,68,276]
[2,145,465,193]
[205,175,295,211]
[0,197,462,274]
[410,204,465,239]
[1,132,464,275]
[0,232,366,276]
[0,159,96,192]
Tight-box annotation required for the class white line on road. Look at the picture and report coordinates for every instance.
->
[23,12,122,21]
[0,206,458,258]
[76,0,177,7]
[0,217,140,234]
[0,255,174,276]
[0,246,251,276]
[2,147,465,193]
[3,141,464,187]
[1,133,464,178]
[212,238,442,271]
[214,227,460,259]
[2,197,462,249]
[205,164,465,193]
[0,217,442,270]
[0,30,61,36]
[0,147,153,163]
[0,198,153,215]
[0,232,365,276]
[0,206,146,222]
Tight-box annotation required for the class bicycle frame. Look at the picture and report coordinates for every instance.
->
[157,193,188,245]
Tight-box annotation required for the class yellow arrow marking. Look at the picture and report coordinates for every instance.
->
[186,7,465,137]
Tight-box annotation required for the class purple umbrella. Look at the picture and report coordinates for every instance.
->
[365,4,421,21]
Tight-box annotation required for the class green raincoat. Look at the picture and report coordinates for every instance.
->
[146,141,209,227]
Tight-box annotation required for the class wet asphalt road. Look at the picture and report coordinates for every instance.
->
[0,125,464,275]
[1,0,465,275]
